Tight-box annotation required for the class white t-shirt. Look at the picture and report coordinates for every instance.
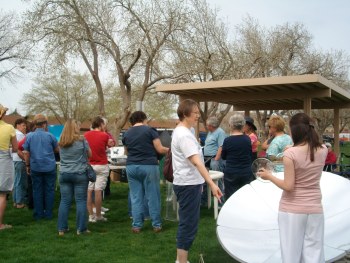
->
[171,126,205,185]
[12,129,25,162]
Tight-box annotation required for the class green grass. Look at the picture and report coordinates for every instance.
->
[0,182,237,263]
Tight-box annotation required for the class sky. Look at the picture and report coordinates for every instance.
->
[0,0,349,114]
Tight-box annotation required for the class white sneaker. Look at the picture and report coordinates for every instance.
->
[95,215,108,222]
[89,215,96,223]
[92,208,105,215]
[101,207,109,212]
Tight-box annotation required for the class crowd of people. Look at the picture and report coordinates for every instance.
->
[0,100,338,262]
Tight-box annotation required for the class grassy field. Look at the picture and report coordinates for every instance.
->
[0,182,237,263]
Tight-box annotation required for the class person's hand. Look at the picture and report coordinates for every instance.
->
[26,166,31,175]
[209,183,223,203]
[107,139,115,147]
[256,168,272,180]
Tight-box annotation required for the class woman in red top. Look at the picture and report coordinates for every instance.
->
[324,142,337,171]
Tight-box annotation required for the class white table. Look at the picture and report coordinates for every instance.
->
[207,170,224,219]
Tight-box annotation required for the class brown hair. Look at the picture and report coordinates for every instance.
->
[289,113,322,162]
[177,99,199,121]
[59,119,81,148]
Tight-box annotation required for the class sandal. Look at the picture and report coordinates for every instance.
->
[0,224,12,230]
[16,204,26,209]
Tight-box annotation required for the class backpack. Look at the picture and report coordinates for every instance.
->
[163,148,173,182]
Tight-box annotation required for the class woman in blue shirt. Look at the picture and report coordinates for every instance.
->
[122,111,169,233]
[57,119,92,236]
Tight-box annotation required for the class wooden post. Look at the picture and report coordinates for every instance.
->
[303,97,312,116]
[333,108,340,157]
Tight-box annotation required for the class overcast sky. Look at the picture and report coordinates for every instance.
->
[1,0,349,114]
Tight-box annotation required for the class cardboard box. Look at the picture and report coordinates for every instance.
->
[110,170,120,182]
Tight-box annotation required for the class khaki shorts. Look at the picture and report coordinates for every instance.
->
[88,164,109,191]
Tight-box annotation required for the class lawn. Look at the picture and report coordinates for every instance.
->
[0,181,237,263]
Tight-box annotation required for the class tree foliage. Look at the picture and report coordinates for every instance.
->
[22,70,98,123]
[0,11,30,83]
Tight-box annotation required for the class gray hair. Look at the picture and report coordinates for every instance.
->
[207,116,220,128]
[229,113,245,131]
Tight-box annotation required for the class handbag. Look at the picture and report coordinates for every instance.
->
[86,163,96,182]
[82,140,96,182]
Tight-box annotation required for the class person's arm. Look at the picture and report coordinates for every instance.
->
[23,151,31,175]
[214,146,222,161]
[87,148,92,158]
[188,154,223,202]
[11,135,18,153]
[153,138,169,155]
[17,149,25,160]
[257,156,295,191]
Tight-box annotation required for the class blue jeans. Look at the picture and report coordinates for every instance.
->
[58,172,89,232]
[173,184,202,251]
[13,161,27,204]
[126,164,161,229]
[31,169,56,220]
[128,191,150,218]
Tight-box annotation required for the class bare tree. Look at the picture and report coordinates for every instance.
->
[23,0,190,136]
[22,70,98,123]
[23,0,106,116]
[0,12,30,83]
[171,0,233,127]
[234,17,350,139]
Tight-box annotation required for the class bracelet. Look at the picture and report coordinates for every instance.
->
[26,164,30,167]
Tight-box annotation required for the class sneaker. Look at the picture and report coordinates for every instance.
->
[77,229,91,235]
[0,224,12,230]
[58,228,69,236]
[153,226,162,233]
[131,227,141,234]
[101,207,109,212]
[92,208,105,215]
[89,215,96,223]
[95,216,108,222]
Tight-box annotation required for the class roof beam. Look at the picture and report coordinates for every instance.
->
[179,88,331,103]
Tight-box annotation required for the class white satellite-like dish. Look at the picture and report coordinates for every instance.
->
[217,171,350,263]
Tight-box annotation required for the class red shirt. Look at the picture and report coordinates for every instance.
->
[18,137,26,151]
[84,130,109,165]
[325,151,337,165]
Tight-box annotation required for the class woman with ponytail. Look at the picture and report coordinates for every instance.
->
[258,113,328,263]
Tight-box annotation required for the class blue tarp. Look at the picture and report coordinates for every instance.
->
[48,125,64,141]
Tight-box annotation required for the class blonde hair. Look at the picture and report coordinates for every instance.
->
[59,119,81,147]
[268,115,286,132]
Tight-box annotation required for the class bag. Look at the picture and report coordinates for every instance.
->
[163,148,173,182]
[86,164,97,182]
[81,139,96,182]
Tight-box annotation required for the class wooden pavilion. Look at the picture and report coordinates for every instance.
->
[156,74,350,156]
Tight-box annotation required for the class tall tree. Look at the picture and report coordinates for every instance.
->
[171,0,233,127]
[23,0,189,136]
[0,12,30,83]
[234,17,350,139]
[21,70,98,123]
